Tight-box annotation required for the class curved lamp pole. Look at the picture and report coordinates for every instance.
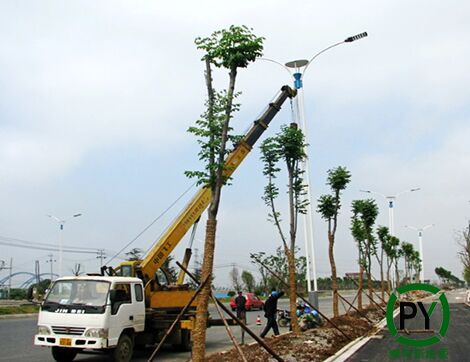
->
[405,224,434,283]
[261,32,368,305]
[47,213,82,277]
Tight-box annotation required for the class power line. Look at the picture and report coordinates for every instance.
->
[0,235,99,252]
[0,240,99,254]
[107,181,196,265]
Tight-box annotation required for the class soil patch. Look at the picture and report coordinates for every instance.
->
[206,306,384,362]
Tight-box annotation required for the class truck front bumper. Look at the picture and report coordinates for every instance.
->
[34,334,108,349]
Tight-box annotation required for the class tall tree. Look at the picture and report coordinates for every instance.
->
[260,124,308,333]
[351,205,366,310]
[318,166,351,317]
[401,242,415,282]
[383,234,400,292]
[241,270,255,292]
[350,199,378,306]
[376,226,389,300]
[186,25,263,361]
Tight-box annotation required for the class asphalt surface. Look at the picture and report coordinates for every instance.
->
[0,292,361,362]
[347,289,469,362]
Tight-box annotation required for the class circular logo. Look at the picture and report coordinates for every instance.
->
[386,283,450,347]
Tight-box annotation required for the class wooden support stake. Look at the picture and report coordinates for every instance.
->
[346,277,387,313]
[346,289,359,314]
[147,277,209,362]
[249,255,353,341]
[211,293,248,362]
[337,292,374,324]
[176,261,284,362]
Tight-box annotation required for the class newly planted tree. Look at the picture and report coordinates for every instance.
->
[186,25,264,360]
[351,205,367,309]
[260,124,308,333]
[400,242,415,282]
[318,166,351,317]
[350,199,378,306]
[376,226,389,300]
[383,233,400,292]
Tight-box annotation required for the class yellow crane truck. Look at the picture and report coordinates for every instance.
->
[34,85,296,362]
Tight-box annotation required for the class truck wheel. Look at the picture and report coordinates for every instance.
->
[173,329,191,352]
[111,334,133,362]
[51,347,78,362]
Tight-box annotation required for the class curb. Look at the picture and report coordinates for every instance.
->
[0,313,38,320]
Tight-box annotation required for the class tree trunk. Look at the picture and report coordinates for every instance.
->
[328,233,339,317]
[380,262,385,303]
[192,218,217,362]
[367,271,373,307]
[358,264,363,310]
[395,258,399,288]
[379,249,385,301]
[285,248,300,333]
[386,262,392,294]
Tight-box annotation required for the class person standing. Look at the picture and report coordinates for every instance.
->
[234,291,247,321]
[260,289,284,338]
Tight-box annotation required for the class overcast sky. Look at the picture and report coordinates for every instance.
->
[1,1,469,288]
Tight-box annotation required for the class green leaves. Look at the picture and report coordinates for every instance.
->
[318,166,352,222]
[317,195,336,220]
[326,166,351,192]
[260,125,308,218]
[195,25,264,69]
[185,91,241,187]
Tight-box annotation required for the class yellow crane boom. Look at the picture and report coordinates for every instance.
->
[121,85,296,288]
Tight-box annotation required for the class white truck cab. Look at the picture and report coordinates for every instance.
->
[34,276,145,362]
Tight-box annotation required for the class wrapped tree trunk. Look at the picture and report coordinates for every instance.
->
[192,218,216,361]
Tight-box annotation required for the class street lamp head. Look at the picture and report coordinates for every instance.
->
[410,188,421,192]
[73,213,82,218]
[285,59,309,69]
[359,189,371,193]
[344,32,368,43]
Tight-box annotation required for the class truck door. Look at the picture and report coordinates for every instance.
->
[108,283,144,347]
[131,283,145,332]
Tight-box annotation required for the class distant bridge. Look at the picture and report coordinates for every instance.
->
[0,272,58,288]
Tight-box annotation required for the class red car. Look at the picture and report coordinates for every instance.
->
[230,293,264,311]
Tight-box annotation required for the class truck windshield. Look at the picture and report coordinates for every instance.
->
[45,280,110,307]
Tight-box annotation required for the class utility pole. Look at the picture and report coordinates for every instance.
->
[8,258,13,299]
[35,260,40,285]
[96,249,107,267]
[46,254,56,281]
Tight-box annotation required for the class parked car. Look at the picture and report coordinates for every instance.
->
[229,293,264,311]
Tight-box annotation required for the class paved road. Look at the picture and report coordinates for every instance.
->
[347,289,469,362]
[0,292,361,362]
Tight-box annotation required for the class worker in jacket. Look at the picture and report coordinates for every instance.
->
[260,289,284,338]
